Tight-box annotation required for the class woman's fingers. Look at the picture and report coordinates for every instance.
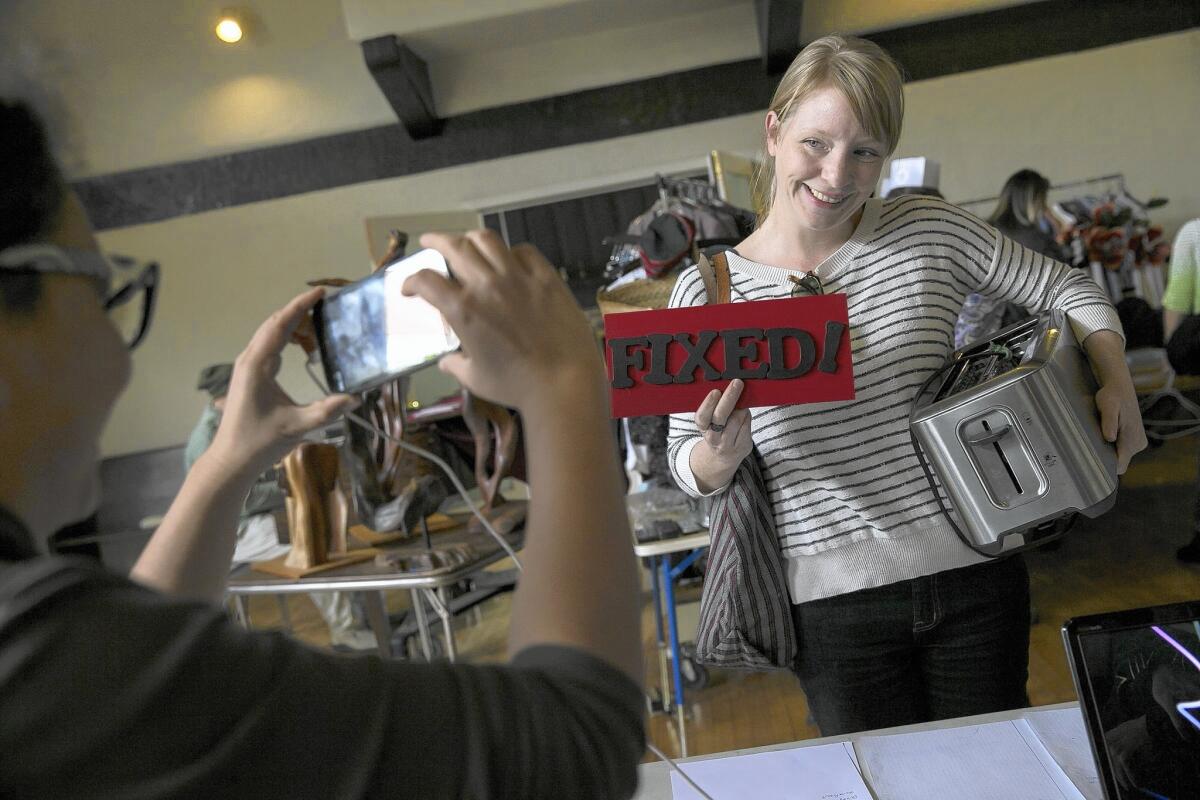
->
[711,379,745,428]
[731,410,754,452]
[695,388,721,430]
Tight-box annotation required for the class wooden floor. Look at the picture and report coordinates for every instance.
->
[244,434,1200,762]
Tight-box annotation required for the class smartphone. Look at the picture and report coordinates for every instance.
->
[313,248,459,394]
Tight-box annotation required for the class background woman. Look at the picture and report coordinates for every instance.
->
[955,168,1069,347]
[668,34,1145,736]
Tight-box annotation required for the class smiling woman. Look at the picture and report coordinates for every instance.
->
[751,35,903,231]
[666,34,1145,739]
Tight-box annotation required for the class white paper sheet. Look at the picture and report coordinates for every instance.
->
[669,741,871,800]
[854,720,1086,800]
[1022,707,1104,800]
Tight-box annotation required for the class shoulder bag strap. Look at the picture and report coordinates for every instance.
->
[695,251,732,306]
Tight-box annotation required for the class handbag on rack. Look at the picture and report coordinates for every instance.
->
[691,252,798,670]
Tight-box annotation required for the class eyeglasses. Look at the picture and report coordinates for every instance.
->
[0,244,160,350]
[104,255,160,350]
[788,272,824,297]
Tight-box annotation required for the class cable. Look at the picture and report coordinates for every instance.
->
[304,359,523,572]
[645,742,716,800]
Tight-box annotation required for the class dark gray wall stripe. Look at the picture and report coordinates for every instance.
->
[73,0,1198,231]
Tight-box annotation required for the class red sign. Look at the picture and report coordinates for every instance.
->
[603,295,854,418]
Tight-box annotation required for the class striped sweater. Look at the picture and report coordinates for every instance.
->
[668,195,1122,604]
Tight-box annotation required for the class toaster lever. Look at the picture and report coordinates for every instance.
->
[965,424,1013,446]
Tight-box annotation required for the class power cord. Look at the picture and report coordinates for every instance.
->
[304,359,523,572]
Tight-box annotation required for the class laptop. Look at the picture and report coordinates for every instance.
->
[1063,599,1200,800]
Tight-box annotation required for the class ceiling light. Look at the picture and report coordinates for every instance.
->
[215,11,244,43]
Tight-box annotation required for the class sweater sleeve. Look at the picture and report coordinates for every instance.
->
[1162,219,1200,314]
[975,228,1124,344]
[0,559,645,800]
[665,266,728,498]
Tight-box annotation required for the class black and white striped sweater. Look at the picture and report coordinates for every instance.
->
[668,195,1122,603]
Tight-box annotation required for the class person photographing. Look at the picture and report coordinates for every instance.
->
[0,97,643,799]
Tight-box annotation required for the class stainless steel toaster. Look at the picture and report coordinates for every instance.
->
[909,311,1118,556]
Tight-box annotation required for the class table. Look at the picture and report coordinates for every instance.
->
[635,529,711,757]
[633,701,1082,799]
[226,521,521,661]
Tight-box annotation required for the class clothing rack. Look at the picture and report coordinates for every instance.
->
[657,173,721,206]
[955,173,1126,210]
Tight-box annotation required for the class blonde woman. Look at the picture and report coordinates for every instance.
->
[668,35,1145,735]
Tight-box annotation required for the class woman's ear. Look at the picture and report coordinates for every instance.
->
[765,111,781,158]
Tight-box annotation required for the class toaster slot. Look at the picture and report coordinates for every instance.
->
[959,410,1046,509]
[975,419,1022,495]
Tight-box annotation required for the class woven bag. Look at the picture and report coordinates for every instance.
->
[692,252,798,670]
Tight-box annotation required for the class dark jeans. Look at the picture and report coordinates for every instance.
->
[791,556,1031,736]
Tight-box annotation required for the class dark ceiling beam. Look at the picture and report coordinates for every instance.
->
[755,0,804,74]
[74,0,1198,231]
[361,35,440,139]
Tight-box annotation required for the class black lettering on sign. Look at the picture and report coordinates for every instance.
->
[819,321,847,374]
[765,327,816,379]
[720,328,768,380]
[643,334,675,385]
[609,337,648,389]
[673,330,721,384]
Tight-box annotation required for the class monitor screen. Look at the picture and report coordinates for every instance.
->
[1072,615,1200,799]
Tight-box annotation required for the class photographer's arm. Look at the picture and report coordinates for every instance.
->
[410,232,643,684]
[131,289,356,603]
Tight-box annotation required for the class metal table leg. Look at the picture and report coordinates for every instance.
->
[650,558,671,713]
[410,588,435,660]
[363,591,393,658]
[432,586,458,662]
[661,557,689,757]
[230,595,251,629]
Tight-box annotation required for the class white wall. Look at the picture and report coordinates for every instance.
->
[98,28,1199,456]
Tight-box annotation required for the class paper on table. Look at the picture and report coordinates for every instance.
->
[854,720,1086,800]
[1022,707,1104,800]
[669,741,870,800]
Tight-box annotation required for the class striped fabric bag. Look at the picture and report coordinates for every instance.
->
[694,452,798,669]
[692,252,798,670]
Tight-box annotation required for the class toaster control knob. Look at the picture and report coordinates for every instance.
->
[965,423,1013,446]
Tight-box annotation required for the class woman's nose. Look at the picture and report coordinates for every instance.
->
[822,153,853,190]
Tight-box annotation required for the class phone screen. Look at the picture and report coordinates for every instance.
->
[316,248,459,394]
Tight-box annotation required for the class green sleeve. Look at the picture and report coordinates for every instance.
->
[1162,220,1200,314]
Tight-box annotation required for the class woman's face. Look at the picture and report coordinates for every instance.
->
[766,85,887,237]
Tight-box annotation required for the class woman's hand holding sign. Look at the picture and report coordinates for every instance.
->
[691,378,754,494]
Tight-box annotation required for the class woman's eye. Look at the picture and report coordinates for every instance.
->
[802,139,824,150]
[856,149,880,160]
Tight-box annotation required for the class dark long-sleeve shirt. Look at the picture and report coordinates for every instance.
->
[0,509,644,799]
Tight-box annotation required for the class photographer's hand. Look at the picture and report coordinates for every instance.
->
[406,231,606,413]
[209,287,358,476]
[406,230,643,685]
[131,289,357,602]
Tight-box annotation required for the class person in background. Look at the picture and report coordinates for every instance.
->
[1161,216,1200,563]
[668,35,1144,737]
[955,169,1068,348]
[0,96,643,799]
[185,362,377,650]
